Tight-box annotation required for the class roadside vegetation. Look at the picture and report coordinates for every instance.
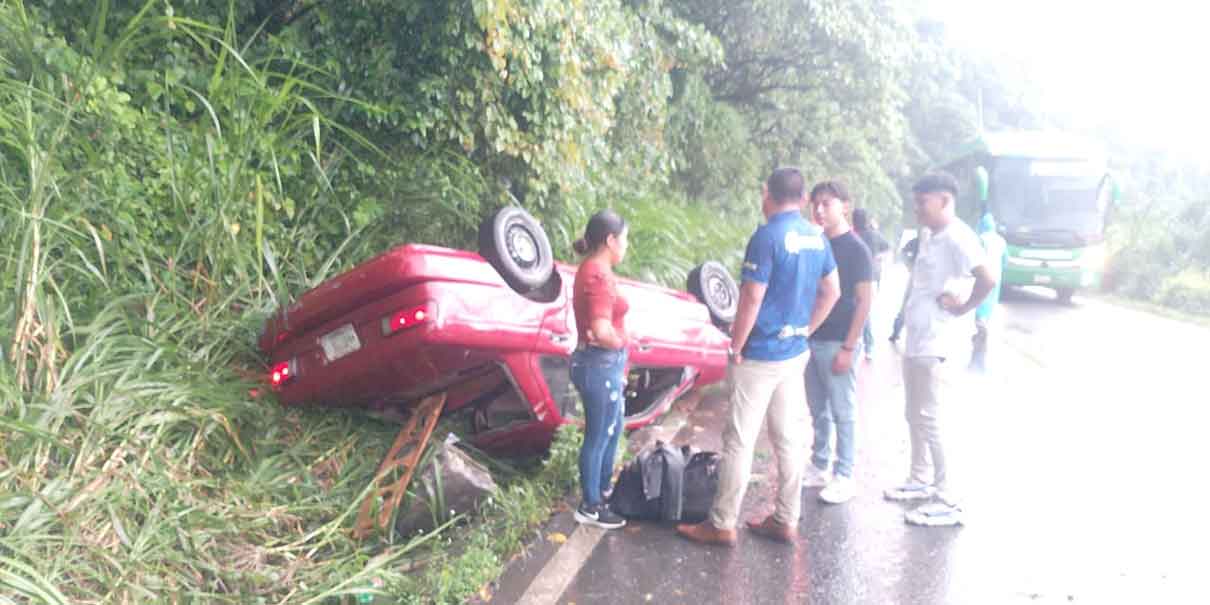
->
[1102,164,1210,316]
[2,0,1208,603]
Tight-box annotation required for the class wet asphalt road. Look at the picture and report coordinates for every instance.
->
[493,266,1210,604]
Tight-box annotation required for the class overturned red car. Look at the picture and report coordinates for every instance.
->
[259,208,738,454]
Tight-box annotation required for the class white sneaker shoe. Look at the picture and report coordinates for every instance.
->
[801,464,832,489]
[818,475,856,504]
[904,500,963,527]
[935,490,960,508]
[883,480,936,501]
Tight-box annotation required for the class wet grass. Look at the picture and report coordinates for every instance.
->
[0,4,583,602]
[0,3,740,602]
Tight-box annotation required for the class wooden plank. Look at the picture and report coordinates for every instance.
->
[354,393,446,539]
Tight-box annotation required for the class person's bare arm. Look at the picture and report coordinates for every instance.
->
[808,269,840,335]
[728,281,768,365]
[939,265,997,315]
[587,317,625,349]
[833,279,872,374]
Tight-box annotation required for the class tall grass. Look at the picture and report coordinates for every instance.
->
[0,3,549,603]
[546,191,755,287]
[0,3,749,603]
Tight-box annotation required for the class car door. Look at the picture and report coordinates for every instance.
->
[619,280,727,425]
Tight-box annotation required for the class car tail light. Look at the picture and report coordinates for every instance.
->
[270,360,296,388]
[382,302,434,336]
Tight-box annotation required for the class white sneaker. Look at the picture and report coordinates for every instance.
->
[883,480,936,501]
[904,500,963,527]
[801,464,832,489]
[818,475,856,504]
[935,490,960,508]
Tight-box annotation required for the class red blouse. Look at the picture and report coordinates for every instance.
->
[572,260,629,348]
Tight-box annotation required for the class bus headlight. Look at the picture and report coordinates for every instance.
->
[1080,246,1107,270]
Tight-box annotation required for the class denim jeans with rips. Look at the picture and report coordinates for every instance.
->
[570,345,627,506]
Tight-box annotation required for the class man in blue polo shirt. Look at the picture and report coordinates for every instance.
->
[678,167,840,546]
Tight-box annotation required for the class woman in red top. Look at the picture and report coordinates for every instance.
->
[570,209,630,529]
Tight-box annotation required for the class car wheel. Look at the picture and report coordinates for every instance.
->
[687,261,739,325]
[1056,287,1076,304]
[478,206,555,295]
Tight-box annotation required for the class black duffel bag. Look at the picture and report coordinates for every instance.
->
[680,450,721,523]
[608,441,719,523]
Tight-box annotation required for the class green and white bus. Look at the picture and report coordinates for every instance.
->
[941,131,1119,302]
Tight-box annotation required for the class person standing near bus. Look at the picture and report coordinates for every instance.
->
[853,208,890,360]
[885,173,996,527]
[970,212,1006,372]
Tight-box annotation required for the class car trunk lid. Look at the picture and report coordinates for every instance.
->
[259,244,499,353]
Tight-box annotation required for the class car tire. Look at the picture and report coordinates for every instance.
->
[478,206,555,295]
[1056,287,1076,304]
[687,261,739,326]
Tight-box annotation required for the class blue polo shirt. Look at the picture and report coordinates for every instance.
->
[740,210,836,361]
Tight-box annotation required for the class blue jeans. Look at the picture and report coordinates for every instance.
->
[570,346,627,505]
[804,340,861,478]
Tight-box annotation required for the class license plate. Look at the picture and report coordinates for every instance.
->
[1033,275,1052,284]
[320,324,361,362]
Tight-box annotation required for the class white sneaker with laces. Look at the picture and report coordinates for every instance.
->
[935,490,960,507]
[904,500,963,527]
[883,480,936,501]
[801,463,832,489]
[818,475,856,504]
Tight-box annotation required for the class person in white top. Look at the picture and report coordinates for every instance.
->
[884,172,997,527]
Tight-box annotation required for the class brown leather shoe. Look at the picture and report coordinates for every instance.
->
[746,515,795,543]
[676,521,737,547]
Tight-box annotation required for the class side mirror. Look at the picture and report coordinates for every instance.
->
[974,166,989,202]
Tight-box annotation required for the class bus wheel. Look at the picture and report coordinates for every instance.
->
[1056,287,1076,304]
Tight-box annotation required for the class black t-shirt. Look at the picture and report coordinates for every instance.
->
[857,228,890,281]
[813,231,874,342]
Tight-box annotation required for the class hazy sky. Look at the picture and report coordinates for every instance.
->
[922,0,1210,162]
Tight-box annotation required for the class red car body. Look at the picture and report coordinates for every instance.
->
[259,244,729,454]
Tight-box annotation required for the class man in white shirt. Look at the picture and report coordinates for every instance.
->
[884,172,997,527]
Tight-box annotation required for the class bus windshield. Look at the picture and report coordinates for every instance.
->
[991,158,1110,242]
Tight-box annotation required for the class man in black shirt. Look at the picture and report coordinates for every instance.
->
[802,181,875,505]
[853,208,890,360]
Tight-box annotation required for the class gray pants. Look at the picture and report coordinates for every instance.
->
[903,356,949,491]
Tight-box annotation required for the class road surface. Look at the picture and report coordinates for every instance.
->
[490,266,1209,604]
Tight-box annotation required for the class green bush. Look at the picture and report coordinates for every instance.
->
[1158,271,1210,316]
[0,3,746,603]
[1104,197,1210,317]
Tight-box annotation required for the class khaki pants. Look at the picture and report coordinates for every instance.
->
[709,352,810,530]
[903,356,949,491]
